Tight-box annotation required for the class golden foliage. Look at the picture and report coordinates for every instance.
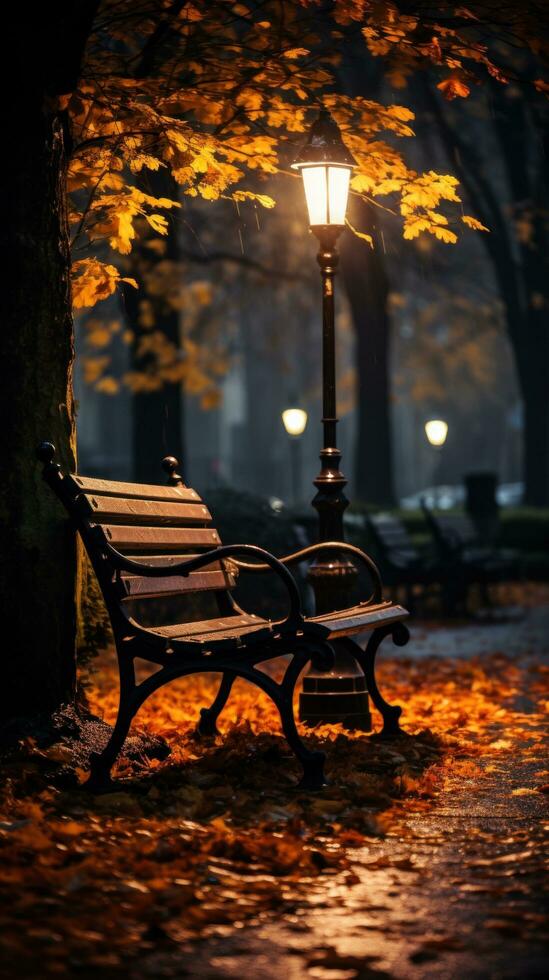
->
[394,288,509,405]
[72,259,137,310]
[67,0,536,312]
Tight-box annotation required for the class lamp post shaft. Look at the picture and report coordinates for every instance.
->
[309,232,355,596]
[299,229,371,731]
[319,241,337,451]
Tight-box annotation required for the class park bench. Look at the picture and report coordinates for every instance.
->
[37,443,410,791]
[421,503,520,607]
[366,513,457,614]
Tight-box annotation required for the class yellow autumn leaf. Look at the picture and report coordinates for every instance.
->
[72,259,137,310]
[198,184,221,200]
[462,215,490,232]
[111,209,136,254]
[146,213,169,235]
[232,190,275,208]
[191,153,210,173]
[432,225,458,243]
[403,217,431,240]
[437,77,471,100]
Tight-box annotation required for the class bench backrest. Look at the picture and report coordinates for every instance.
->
[422,505,477,553]
[368,514,418,564]
[40,447,237,630]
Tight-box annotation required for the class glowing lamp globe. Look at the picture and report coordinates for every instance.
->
[291,109,356,229]
[282,408,308,437]
[425,419,448,448]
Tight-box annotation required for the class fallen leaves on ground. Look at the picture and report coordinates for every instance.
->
[0,627,548,976]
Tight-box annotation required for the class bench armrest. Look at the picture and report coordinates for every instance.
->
[231,541,383,605]
[95,535,304,628]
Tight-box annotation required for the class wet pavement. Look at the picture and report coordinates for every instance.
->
[128,610,549,980]
[174,761,547,980]
[408,605,549,661]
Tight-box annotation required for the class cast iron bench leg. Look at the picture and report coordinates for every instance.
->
[234,656,326,790]
[87,654,137,791]
[341,625,408,738]
[279,656,326,789]
[85,650,327,791]
[198,671,235,736]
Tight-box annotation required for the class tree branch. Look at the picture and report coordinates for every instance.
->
[179,248,310,283]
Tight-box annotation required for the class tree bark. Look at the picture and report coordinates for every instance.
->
[0,6,97,724]
[0,100,76,722]
[340,204,395,506]
[514,312,549,508]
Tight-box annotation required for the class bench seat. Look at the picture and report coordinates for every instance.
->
[146,601,407,646]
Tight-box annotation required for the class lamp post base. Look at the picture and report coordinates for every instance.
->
[300,657,372,731]
[301,522,373,730]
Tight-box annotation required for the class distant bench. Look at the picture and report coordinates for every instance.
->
[37,443,410,791]
[421,504,521,606]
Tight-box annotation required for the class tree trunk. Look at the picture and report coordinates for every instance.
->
[490,83,549,505]
[127,174,185,484]
[424,80,549,505]
[0,97,77,723]
[340,204,395,506]
[132,357,185,485]
[0,4,98,725]
[514,309,549,507]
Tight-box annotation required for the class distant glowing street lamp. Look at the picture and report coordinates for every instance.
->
[281,407,308,504]
[292,110,371,731]
[425,419,448,507]
[425,419,448,448]
[282,407,308,437]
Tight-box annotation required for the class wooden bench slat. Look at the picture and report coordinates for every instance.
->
[120,569,236,598]
[66,474,201,503]
[153,613,266,640]
[124,553,229,572]
[99,524,221,550]
[79,494,212,525]
[311,601,407,638]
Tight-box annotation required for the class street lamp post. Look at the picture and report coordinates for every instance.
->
[281,407,308,504]
[424,419,448,508]
[292,109,371,731]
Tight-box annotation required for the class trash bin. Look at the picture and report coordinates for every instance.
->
[464,472,499,545]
